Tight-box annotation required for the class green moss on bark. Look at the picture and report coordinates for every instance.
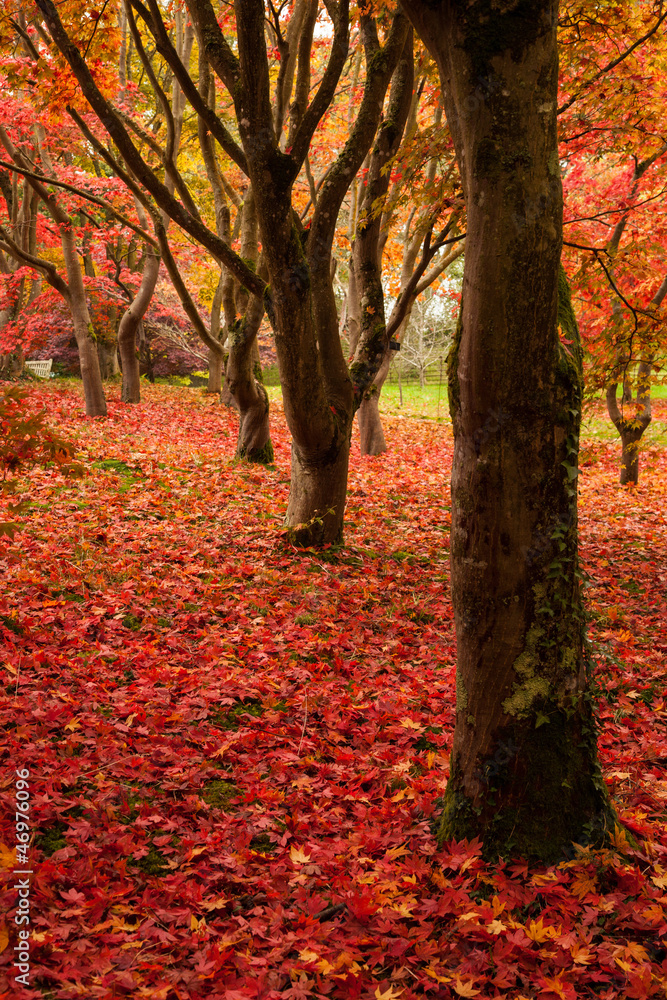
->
[237,438,274,465]
[439,709,615,862]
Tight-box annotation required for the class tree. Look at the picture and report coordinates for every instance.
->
[0,122,107,416]
[605,272,667,484]
[33,0,412,541]
[558,1,667,483]
[348,58,465,455]
[399,0,613,859]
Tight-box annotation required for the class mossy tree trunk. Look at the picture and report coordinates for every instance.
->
[401,0,613,860]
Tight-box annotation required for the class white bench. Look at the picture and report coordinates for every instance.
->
[25,360,53,378]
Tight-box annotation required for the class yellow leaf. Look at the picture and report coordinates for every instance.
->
[652,875,667,889]
[425,966,451,984]
[614,957,632,972]
[290,845,311,864]
[190,914,206,931]
[64,718,80,731]
[525,917,559,942]
[541,975,568,1000]
[453,979,481,997]
[0,843,16,870]
[624,941,649,962]
[385,843,409,860]
[610,825,632,851]
[426,750,436,769]
[0,923,8,953]
[202,896,227,911]
[486,919,506,935]
[399,718,423,730]
[571,943,594,965]
[431,869,449,889]
[299,948,320,963]
[374,985,404,1000]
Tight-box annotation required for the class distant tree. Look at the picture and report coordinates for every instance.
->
[398,288,455,388]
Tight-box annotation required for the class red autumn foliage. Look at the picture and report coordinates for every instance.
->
[0,384,666,999]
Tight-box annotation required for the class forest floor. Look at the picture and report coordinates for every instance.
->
[1,382,666,999]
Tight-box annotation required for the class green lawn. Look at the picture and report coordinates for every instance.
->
[269,380,667,448]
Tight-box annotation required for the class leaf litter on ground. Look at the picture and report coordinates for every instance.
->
[0,383,666,999]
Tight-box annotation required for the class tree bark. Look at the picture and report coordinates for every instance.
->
[97,339,120,380]
[119,223,161,403]
[208,347,224,394]
[400,0,613,860]
[225,298,273,464]
[286,440,350,546]
[357,351,391,456]
[606,361,652,486]
[605,272,666,484]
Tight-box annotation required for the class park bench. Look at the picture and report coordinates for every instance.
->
[25,360,53,378]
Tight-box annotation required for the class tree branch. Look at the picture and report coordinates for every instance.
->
[558,9,667,116]
[0,158,158,248]
[128,0,248,175]
[34,0,266,300]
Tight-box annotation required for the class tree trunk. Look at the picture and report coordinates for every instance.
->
[119,323,141,403]
[620,432,642,485]
[358,391,387,456]
[119,244,160,404]
[225,303,273,464]
[606,368,652,486]
[61,217,107,416]
[208,348,223,394]
[207,272,226,394]
[286,438,349,546]
[357,351,391,456]
[606,274,664,483]
[76,328,107,416]
[401,0,612,860]
[97,340,119,380]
